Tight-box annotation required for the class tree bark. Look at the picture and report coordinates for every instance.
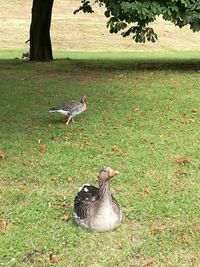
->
[30,0,54,61]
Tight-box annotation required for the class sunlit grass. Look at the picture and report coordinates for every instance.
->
[0,51,200,266]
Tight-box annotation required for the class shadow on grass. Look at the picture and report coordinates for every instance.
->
[70,58,200,71]
[0,57,200,72]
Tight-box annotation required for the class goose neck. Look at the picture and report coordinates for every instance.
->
[99,180,112,202]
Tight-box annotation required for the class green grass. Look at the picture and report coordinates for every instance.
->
[0,51,200,266]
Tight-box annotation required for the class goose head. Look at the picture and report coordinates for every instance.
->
[98,166,119,182]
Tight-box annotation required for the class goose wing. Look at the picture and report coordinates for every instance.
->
[49,100,80,112]
[74,184,99,220]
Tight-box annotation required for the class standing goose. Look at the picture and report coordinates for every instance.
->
[74,167,122,232]
[49,96,87,125]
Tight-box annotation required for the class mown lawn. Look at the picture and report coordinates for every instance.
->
[0,51,200,266]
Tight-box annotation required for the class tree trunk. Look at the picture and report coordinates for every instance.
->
[30,0,54,61]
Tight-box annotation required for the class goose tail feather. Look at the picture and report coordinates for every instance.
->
[49,108,57,113]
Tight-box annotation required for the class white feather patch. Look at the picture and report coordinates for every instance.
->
[79,183,90,192]
[84,187,89,192]
[49,109,70,115]
[56,110,70,116]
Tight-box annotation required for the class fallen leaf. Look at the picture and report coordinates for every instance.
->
[51,176,58,184]
[32,125,40,129]
[20,186,30,192]
[130,257,154,267]
[0,219,8,230]
[112,145,120,152]
[186,118,195,123]
[111,145,123,155]
[192,108,198,113]
[144,185,150,194]
[171,179,181,186]
[141,260,154,267]
[0,152,6,160]
[116,243,124,250]
[176,168,188,176]
[143,137,150,142]
[191,224,200,233]
[140,185,150,198]
[180,234,192,244]
[151,225,167,234]
[23,159,40,166]
[60,214,70,221]
[79,140,92,149]
[39,143,47,153]
[49,253,63,263]
[173,156,190,165]
[113,125,123,130]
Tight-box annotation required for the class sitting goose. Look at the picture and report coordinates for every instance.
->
[49,96,87,125]
[74,167,122,232]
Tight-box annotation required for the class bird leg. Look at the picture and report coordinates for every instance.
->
[65,115,72,125]
[72,118,75,123]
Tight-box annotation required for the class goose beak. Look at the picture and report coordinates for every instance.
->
[109,170,119,178]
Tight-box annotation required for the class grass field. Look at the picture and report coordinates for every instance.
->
[0,51,200,266]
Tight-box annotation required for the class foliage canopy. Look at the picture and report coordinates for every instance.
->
[75,0,200,43]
